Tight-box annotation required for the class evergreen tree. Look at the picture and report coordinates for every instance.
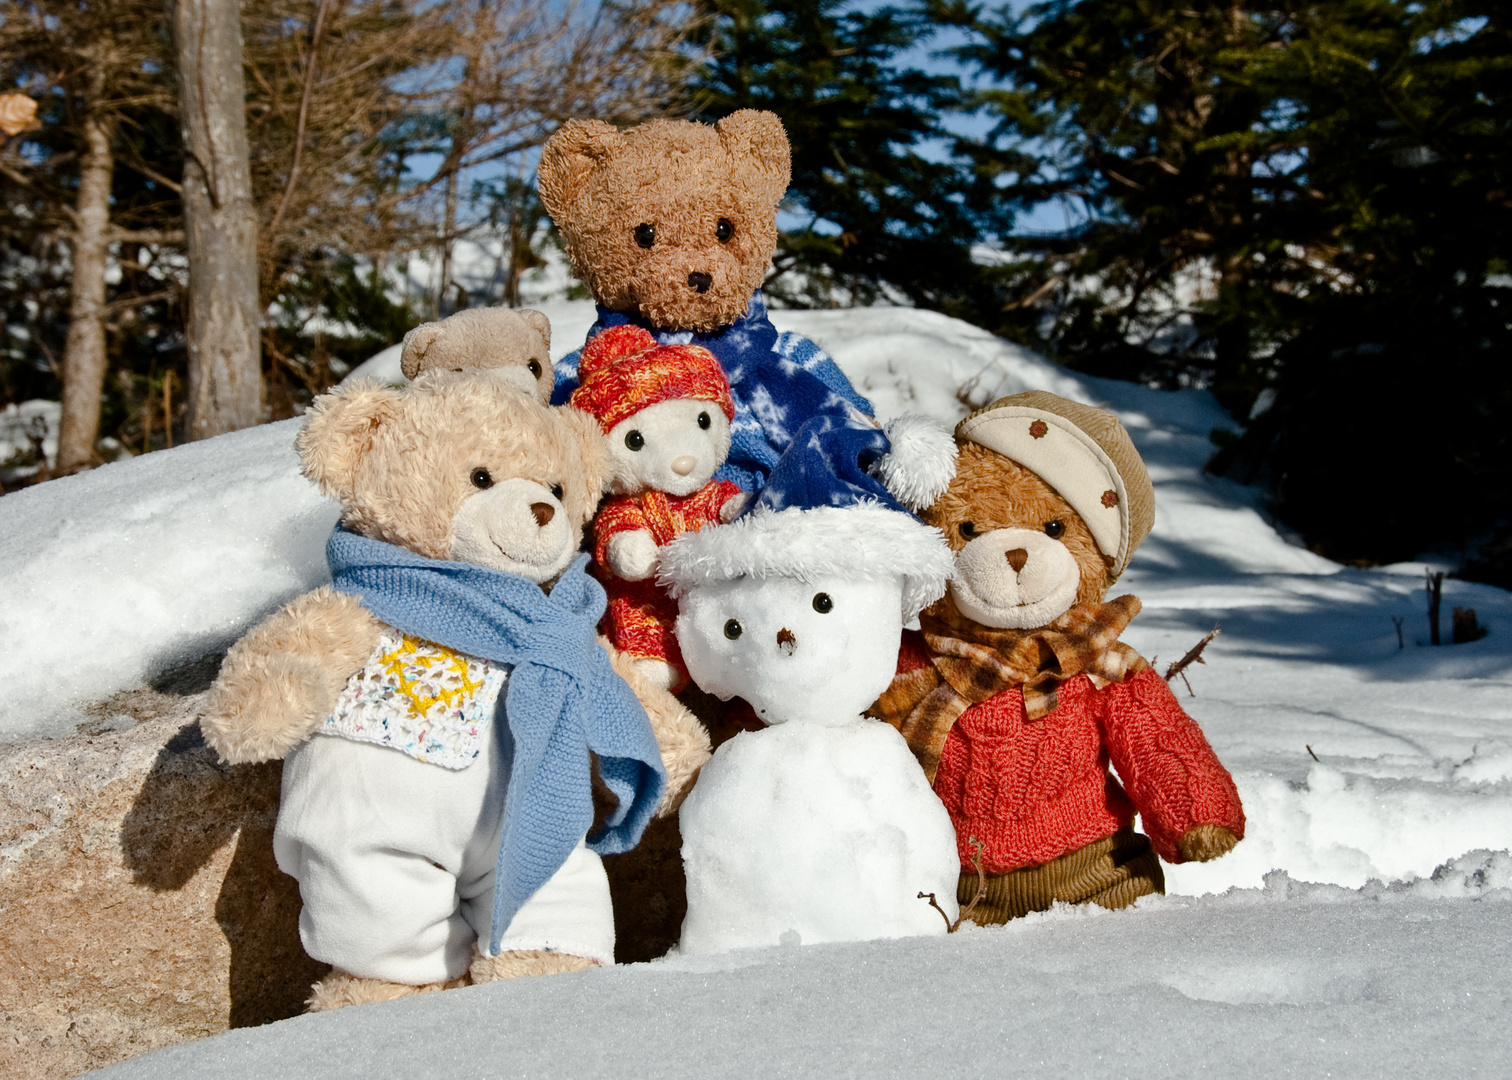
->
[689,0,999,316]
[947,0,1512,572]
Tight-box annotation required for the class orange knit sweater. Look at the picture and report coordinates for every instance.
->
[896,631,1245,874]
[590,482,744,679]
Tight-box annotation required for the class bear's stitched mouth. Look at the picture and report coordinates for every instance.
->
[491,538,559,568]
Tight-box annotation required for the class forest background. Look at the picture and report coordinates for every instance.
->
[1,0,1508,586]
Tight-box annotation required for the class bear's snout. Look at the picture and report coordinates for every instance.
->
[530,502,555,527]
[687,271,713,294]
[776,627,797,656]
[1005,548,1028,573]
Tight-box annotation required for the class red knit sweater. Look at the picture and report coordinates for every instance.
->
[896,631,1245,874]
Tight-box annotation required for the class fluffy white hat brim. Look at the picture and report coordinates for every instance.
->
[658,502,954,624]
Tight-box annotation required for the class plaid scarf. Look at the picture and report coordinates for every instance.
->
[871,595,1148,782]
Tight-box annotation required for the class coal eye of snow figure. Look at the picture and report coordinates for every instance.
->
[659,502,960,954]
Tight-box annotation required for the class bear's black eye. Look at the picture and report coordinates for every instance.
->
[698,411,711,430]
[527,359,542,379]
[1044,520,1066,539]
[724,619,743,640]
[625,430,645,451]
[959,521,978,539]
[812,593,833,614]
[550,483,564,500]
[716,217,734,243]
[635,223,655,248]
[471,468,493,490]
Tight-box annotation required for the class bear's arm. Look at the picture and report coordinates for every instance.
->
[598,634,711,815]
[1099,667,1245,863]
[200,586,383,765]
[591,495,652,568]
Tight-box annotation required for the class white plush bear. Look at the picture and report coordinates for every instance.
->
[659,501,960,954]
[570,324,748,692]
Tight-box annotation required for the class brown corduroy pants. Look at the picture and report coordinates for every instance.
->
[957,826,1165,924]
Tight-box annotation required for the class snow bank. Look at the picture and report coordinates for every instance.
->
[0,420,339,738]
[94,857,1512,1079]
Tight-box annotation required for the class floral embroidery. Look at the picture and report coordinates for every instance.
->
[321,629,508,769]
[1102,489,1119,508]
[1029,420,1049,439]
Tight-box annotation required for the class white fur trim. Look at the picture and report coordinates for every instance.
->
[870,414,958,512]
[658,503,954,624]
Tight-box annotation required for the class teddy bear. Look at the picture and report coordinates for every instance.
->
[568,323,748,692]
[658,440,961,954]
[536,109,953,509]
[869,390,1246,924]
[198,373,711,1010]
[398,306,554,402]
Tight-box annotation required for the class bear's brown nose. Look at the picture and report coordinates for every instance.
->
[1005,548,1028,573]
[687,271,712,293]
[776,627,797,656]
[530,502,555,527]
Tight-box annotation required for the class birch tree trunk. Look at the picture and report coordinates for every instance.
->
[56,68,115,475]
[171,0,263,440]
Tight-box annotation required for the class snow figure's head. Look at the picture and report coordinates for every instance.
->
[660,503,953,725]
[922,392,1155,629]
[298,373,608,585]
[570,325,735,498]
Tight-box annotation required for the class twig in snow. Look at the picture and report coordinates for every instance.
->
[919,836,989,934]
[1426,570,1444,646]
[1163,626,1221,697]
[1306,745,1319,763]
[1391,616,1405,650]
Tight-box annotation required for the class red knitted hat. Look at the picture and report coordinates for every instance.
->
[570,325,736,433]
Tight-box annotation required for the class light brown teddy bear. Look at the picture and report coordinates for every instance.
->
[201,374,709,1011]
[872,391,1245,923]
[399,307,554,402]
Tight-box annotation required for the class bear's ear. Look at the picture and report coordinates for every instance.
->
[296,379,402,503]
[561,404,611,518]
[717,110,791,205]
[521,308,552,352]
[400,323,444,380]
[538,119,623,223]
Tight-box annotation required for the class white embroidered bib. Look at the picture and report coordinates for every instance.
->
[319,628,509,769]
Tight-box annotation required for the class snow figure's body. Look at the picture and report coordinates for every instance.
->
[661,504,958,954]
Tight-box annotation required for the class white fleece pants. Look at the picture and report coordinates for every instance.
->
[273,729,615,985]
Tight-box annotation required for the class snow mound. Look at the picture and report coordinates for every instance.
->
[93,864,1512,1079]
[0,420,338,739]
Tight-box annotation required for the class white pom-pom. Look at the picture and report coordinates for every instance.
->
[870,414,958,512]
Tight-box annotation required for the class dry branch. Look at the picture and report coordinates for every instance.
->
[1163,625,1221,697]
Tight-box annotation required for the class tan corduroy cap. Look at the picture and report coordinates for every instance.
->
[955,391,1155,579]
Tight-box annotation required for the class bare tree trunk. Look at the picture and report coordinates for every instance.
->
[172,0,264,441]
[57,71,115,475]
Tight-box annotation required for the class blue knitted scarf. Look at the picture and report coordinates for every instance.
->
[552,290,882,494]
[327,526,666,952]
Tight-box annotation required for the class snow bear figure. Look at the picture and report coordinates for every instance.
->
[660,502,960,954]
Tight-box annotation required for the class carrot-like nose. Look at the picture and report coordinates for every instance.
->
[1005,548,1028,573]
[776,627,797,656]
[671,455,697,476]
[531,502,555,527]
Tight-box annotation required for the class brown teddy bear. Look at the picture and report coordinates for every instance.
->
[200,373,710,1010]
[399,307,554,402]
[871,390,1245,923]
[537,110,953,508]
